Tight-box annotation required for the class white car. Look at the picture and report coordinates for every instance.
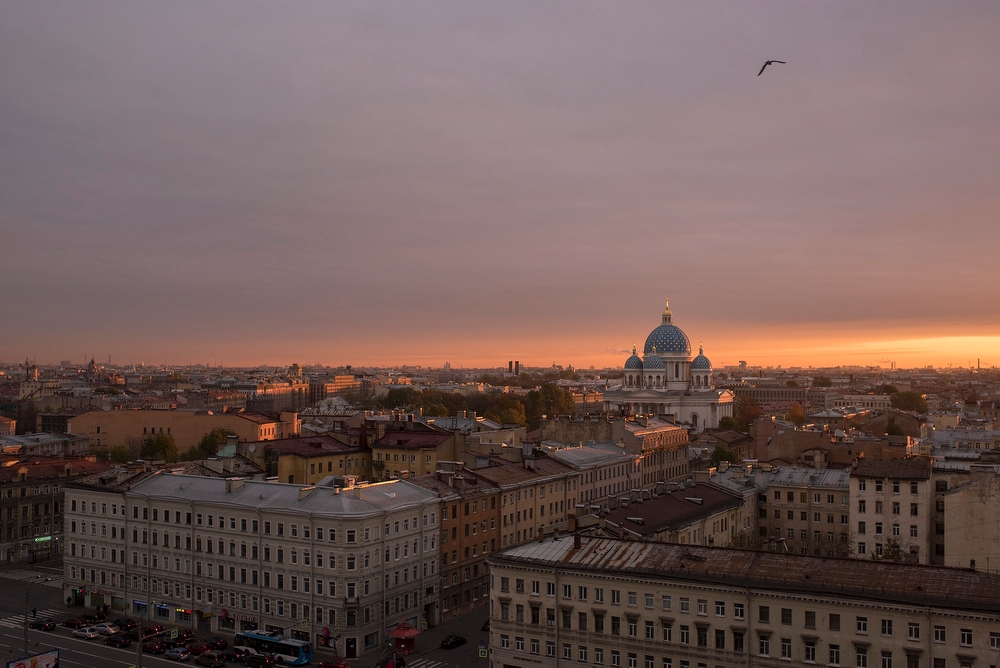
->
[73,626,101,639]
[93,622,120,635]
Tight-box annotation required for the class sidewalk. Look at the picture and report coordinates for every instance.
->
[349,606,491,668]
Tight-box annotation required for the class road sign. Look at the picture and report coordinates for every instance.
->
[479,648,488,658]
[300,619,308,629]
[170,629,178,639]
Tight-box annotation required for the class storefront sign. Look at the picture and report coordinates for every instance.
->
[33,536,52,543]
[321,627,329,637]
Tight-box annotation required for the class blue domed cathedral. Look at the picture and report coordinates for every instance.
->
[602,299,734,432]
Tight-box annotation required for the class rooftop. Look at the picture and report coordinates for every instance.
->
[851,456,932,480]
[602,483,744,536]
[491,536,1000,613]
[372,430,453,450]
[263,435,363,458]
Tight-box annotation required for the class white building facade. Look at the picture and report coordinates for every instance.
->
[64,471,441,660]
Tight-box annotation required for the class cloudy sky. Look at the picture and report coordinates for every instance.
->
[3,2,999,370]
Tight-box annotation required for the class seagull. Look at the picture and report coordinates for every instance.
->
[758,60,786,76]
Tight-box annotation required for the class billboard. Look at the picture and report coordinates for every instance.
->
[6,649,59,668]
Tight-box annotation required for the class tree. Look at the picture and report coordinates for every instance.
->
[422,403,449,418]
[786,403,806,426]
[812,376,833,387]
[874,384,898,395]
[785,379,799,387]
[140,433,178,462]
[891,391,928,413]
[181,428,236,461]
[718,416,740,430]
[733,395,762,430]
[710,446,737,466]
[380,387,421,410]
[524,384,577,430]
[16,401,37,435]
[870,538,904,563]
[108,445,131,463]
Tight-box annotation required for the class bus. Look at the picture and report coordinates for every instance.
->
[233,630,313,665]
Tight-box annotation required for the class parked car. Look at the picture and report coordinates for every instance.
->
[204,636,228,650]
[243,655,277,668]
[29,619,56,631]
[80,612,102,624]
[375,657,406,668]
[144,624,166,636]
[441,634,466,649]
[112,618,137,631]
[194,651,226,667]
[321,658,353,668]
[165,646,193,661]
[104,632,133,648]
[186,641,214,655]
[94,622,120,635]
[72,626,102,640]
[143,638,168,654]
[176,628,195,642]
[63,617,88,629]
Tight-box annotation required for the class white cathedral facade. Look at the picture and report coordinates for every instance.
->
[603,300,734,432]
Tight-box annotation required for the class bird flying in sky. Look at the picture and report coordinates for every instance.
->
[758,60,786,76]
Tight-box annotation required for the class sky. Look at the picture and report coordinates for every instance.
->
[3,2,1000,371]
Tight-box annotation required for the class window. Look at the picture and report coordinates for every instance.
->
[857,617,868,634]
[910,504,919,517]
[881,651,892,668]
[781,639,792,659]
[759,606,770,623]
[781,608,792,625]
[805,640,816,662]
[882,620,893,636]
[830,614,840,631]
[759,635,770,656]
[905,622,920,641]
[547,642,556,658]
[857,648,868,668]
[830,645,841,666]
[734,603,744,620]
[933,626,945,643]
[680,626,690,644]
[715,630,726,650]
[612,590,621,605]
[991,632,1000,650]
[716,601,726,616]
[960,629,972,646]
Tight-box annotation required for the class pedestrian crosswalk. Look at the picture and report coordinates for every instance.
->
[0,608,65,629]
[0,569,63,587]
[407,660,446,668]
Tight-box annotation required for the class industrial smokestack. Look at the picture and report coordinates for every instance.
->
[515,361,520,376]
[508,361,513,374]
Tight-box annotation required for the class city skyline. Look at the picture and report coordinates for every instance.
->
[3,2,1000,370]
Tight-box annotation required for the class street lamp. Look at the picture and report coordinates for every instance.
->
[23,575,52,655]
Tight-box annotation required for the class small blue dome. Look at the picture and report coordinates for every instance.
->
[624,354,643,370]
[691,345,712,370]
[643,355,665,370]
[643,324,691,355]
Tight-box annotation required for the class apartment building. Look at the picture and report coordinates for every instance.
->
[411,467,502,622]
[63,472,441,660]
[756,467,851,557]
[488,536,1000,668]
[474,454,579,548]
[850,457,933,564]
[371,425,458,481]
[549,445,640,509]
[253,435,369,484]
[0,457,112,565]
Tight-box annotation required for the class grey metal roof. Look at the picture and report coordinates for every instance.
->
[125,472,439,517]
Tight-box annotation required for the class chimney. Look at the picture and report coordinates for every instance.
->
[224,478,245,493]
[509,361,513,374]
[573,534,581,549]
[515,361,520,376]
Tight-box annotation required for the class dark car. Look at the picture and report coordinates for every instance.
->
[112,617,137,631]
[143,638,168,654]
[243,655,277,668]
[29,619,57,631]
[105,633,133,648]
[441,634,466,649]
[186,641,214,655]
[375,657,405,668]
[223,647,253,662]
[63,617,88,629]
[194,651,226,667]
[203,636,228,650]
[177,628,195,642]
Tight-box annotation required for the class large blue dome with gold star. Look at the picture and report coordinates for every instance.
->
[642,299,691,355]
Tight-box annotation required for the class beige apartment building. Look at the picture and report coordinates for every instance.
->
[63,471,441,660]
[850,457,933,563]
[488,536,1000,668]
[67,409,300,452]
[757,467,851,556]
[475,454,579,548]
